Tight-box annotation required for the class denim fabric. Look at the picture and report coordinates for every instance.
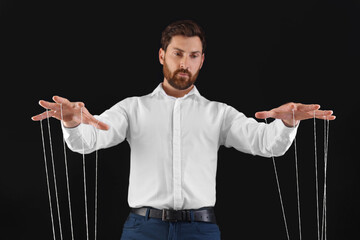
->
[120,213,221,240]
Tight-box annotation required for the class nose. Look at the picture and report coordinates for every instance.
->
[180,56,189,70]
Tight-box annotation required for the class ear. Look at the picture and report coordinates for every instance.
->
[159,48,165,65]
[199,53,205,69]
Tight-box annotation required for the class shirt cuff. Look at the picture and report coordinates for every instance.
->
[274,118,299,141]
[61,122,82,142]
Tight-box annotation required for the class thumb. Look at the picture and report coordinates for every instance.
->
[93,120,110,131]
[255,110,274,119]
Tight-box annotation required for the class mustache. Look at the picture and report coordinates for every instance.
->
[174,68,191,76]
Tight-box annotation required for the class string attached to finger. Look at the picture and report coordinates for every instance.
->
[60,103,75,240]
[264,118,290,240]
[314,111,331,240]
[314,111,320,240]
[321,117,330,240]
[94,120,100,240]
[46,110,64,240]
[292,109,302,240]
[39,118,57,240]
[80,107,90,240]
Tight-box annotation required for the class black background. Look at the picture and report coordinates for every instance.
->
[1,0,359,239]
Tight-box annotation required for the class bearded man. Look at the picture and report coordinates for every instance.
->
[32,20,335,240]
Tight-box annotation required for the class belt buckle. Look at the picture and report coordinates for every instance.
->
[162,209,178,222]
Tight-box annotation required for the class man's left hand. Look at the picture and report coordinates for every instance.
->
[255,102,336,127]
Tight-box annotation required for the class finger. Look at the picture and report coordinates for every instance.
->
[53,96,71,105]
[31,110,56,121]
[92,120,110,130]
[86,115,110,130]
[315,110,333,117]
[317,115,336,120]
[315,110,335,120]
[39,100,61,111]
[296,104,321,112]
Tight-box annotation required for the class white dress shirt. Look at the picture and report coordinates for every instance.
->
[62,83,298,210]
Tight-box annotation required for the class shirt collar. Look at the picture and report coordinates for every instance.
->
[150,82,201,99]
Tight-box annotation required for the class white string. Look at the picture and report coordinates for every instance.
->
[80,107,90,240]
[325,119,329,239]
[60,104,75,240]
[40,119,57,240]
[46,110,64,240]
[314,111,320,240]
[94,120,100,240]
[264,118,290,240]
[321,118,329,240]
[292,109,302,240]
[321,118,326,240]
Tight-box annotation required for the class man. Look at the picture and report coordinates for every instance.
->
[32,20,335,240]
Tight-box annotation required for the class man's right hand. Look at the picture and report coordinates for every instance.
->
[31,96,109,130]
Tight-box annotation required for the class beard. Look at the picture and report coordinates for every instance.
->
[163,60,200,90]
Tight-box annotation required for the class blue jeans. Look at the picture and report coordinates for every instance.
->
[120,212,221,240]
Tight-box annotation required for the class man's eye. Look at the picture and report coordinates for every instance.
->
[174,52,181,56]
[190,55,199,59]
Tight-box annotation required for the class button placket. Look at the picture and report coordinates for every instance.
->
[172,99,182,210]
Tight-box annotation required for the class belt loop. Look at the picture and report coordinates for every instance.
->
[145,208,150,221]
[190,210,195,222]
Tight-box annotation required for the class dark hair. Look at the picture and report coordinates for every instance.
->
[161,20,206,53]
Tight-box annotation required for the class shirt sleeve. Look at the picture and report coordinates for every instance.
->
[62,100,129,154]
[221,105,298,157]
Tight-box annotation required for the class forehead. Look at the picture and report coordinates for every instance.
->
[167,35,202,53]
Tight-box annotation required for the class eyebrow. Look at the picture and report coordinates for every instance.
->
[173,47,201,54]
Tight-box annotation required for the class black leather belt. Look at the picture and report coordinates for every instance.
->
[130,207,216,223]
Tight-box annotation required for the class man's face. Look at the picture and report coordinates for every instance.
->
[159,35,205,90]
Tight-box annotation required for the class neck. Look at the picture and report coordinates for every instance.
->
[162,79,194,98]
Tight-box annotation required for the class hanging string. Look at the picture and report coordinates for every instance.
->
[314,111,320,240]
[264,118,290,240]
[60,104,75,240]
[325,119,329,239]
[40,118,57,240]
[94,120,100,240]
[321,118,330,240]
[46,110,64,240]
[80,107,90,240]
[292,109,302,240]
